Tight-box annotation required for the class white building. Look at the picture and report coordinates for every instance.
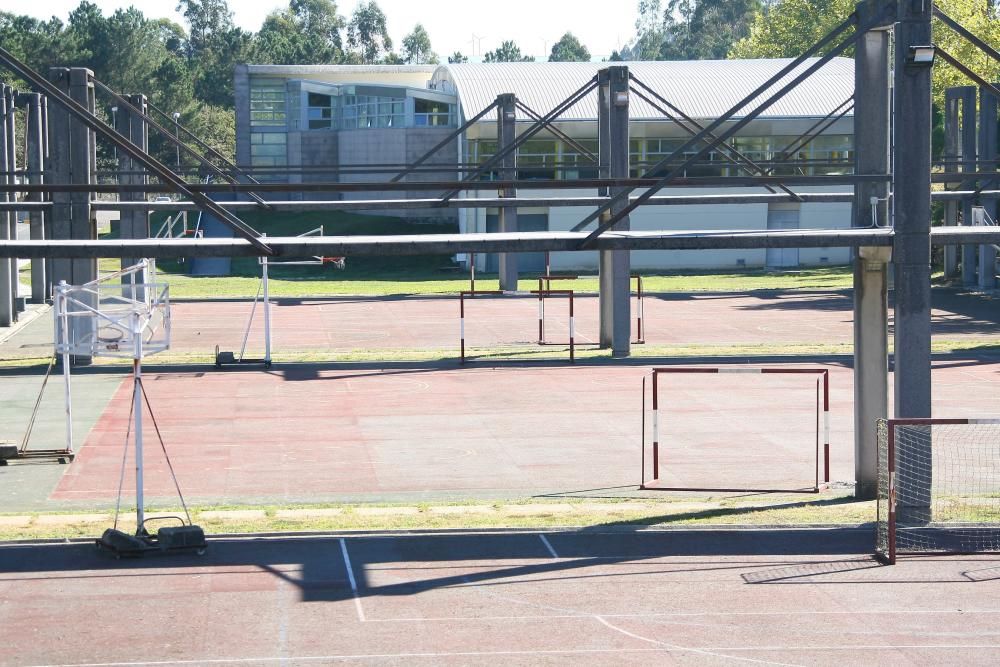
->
[235,59,855,271]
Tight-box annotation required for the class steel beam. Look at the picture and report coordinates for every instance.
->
[598,66,631,356]
[0,85,13,326]
[119,94,148,270]
[979,83,998,290]
[497,94,518,291]
[21,92,47,302]
[892,1,933,420]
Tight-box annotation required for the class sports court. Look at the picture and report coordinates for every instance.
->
[2,528,1000,666]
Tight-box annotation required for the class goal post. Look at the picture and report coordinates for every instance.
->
[643,367,831,492]
[459,290,575,364]
[876,418,1000,565]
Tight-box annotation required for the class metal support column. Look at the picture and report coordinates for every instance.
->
[598,66,631,356]
[892,3,933,419]
[496,94,518,291]
[68,68,96,288]
[22,92,47,302]
[119,94,148,270]
[0,85,13,326]
[47,69,72,288]
[979,84,998,290]
[959,87,978,286]
[942,90,960,277]
[852,25,891,499]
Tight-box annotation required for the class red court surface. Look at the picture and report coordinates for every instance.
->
[2,529,1000,666]
[50,360,1000,505]
[169,289,998,356]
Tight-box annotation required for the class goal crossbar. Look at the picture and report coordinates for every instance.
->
[643,367,831,492]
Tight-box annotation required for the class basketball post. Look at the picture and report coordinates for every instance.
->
[262,236,272,366]
[131,307,145,532]
[55,281,74,456]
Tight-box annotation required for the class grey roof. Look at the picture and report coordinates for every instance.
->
[432,59,855,122]
[245,64,438,76]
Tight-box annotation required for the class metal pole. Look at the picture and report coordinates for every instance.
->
[979,84,998,290]
[0,85,13,326]
[56,282,74,454]
[262,252,271,366]
[2,84,18,319]
[598,66,631,356]
[497,94,518,292]
[959,87,978,286]
[23,92,47,303]
[133,352,145,534]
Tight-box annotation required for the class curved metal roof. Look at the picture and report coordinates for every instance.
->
[431,59,854,122]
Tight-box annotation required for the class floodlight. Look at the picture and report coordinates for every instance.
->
[907,45,936,66]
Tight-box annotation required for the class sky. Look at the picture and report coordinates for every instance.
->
[13,0,640,61]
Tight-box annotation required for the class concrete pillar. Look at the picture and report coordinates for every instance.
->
[47,69,72,288]
[0,85,14,326]
[21,92,47,303]
[118,94,149,270]
[892,3,933,420]
[598,66,631,356]
[496,94,518,291]
[69,68,97,287]
[979,85,998,291]
[852,27,891,499]
[892,2,934,523]
[958,87,978,287]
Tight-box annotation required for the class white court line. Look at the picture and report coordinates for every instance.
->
[339,538,366,622]
[362,608,1000,622]
[538,533,559,558]
[36,643,1000,667]
[594,616,804,667]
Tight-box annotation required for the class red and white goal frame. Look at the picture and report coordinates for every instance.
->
[642,367,831,492]
[459,290,575,364]
[876,417,1000,565]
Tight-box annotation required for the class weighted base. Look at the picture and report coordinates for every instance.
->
[96,525,207,558]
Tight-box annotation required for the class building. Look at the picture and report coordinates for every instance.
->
[234,59,855,271]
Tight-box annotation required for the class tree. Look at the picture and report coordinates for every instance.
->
[549,32,591,62]
[660,0,761,60]
[175,0,251,106]
[483,40,534,63]
[448,51,468,64]
[729,0,1000,108]
[255,0,345,64]
[627,0,666,60]
[347,0,392,64]
[401,24,437,64]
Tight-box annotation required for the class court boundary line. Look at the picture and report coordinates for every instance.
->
[339,537,365,622]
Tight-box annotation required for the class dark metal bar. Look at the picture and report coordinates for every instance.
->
[0,173,891,195]
[438,77,599,202]
[390,99,499,182]
[3,226,999,259]
[580,18,861,243]
[767,98,855,173]
[90,76,270,210]
[514,99,597,162]
[934,49,1000,103]
[572,11,859,237]
[933,5,1000,65]
[628,78,788,196]
[0,48,271,254]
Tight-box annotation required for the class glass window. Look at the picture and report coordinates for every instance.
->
[250,132,286,180]
[307,92,334,130]
[250,81,287,128]
[414,98,455,127]
[340,93,405,129]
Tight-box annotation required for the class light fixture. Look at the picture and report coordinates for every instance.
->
[614,91,629,107]
[172,111,181,121]
[503,111,515,121]
[907,45,936,66]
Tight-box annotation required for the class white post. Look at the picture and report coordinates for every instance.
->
[56,282,74,454]
[132,309,145,534]
[262,250,271,365]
